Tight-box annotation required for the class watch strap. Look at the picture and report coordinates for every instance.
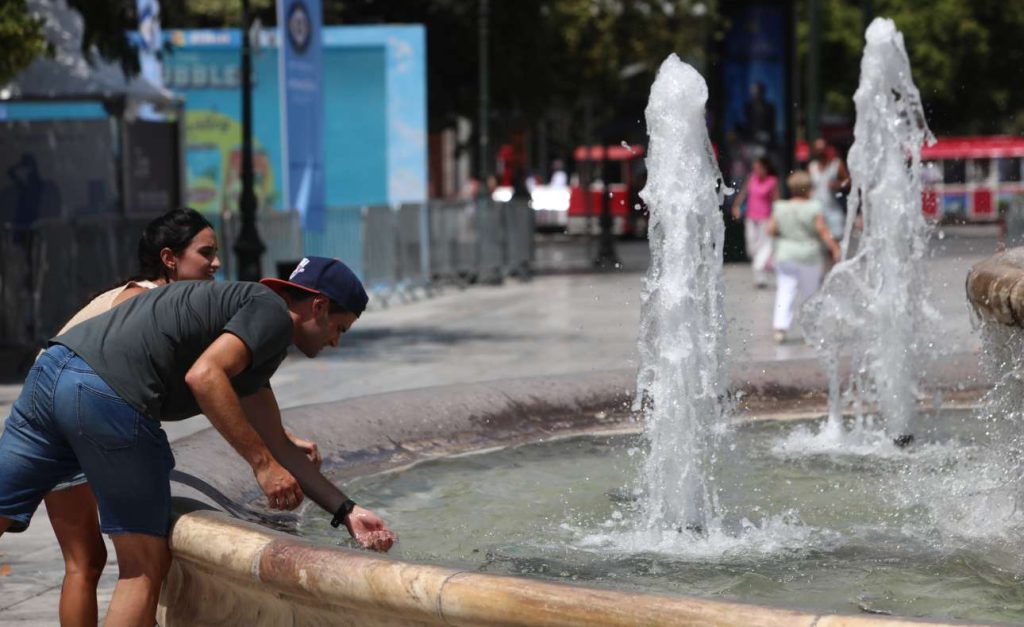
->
[330,499,357,528]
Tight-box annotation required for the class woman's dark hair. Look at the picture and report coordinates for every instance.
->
[754,157,777,177]
[135,208,213,281]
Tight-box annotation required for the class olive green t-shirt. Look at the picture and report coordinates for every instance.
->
[52,281,292,421]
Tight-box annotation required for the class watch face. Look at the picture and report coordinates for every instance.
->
[287,2,311,54]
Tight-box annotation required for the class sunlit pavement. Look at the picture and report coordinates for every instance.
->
[0,224,1000,623]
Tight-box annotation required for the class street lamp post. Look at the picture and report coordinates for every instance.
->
[477,0,490,189]
[475,0,503,284]
[235,0,265,281]
[594,142,620,270]
[807,0,822,143]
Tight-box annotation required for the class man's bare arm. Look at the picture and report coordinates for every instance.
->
[184,333,303,510]
[240,388,348,512]
[241,387,396,551]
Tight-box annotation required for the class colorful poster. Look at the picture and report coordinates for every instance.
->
[277,0,326,231]
[164,26,425,215]
[183,110,277,215]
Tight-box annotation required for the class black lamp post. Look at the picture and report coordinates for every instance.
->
[593,141,619,270]
[235,0,265,281]
[477,0,490,191]
[807,0,821,143]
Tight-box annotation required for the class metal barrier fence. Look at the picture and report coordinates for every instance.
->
[0,200,533,347]
[217,210,304,281]
[0,214,158,347]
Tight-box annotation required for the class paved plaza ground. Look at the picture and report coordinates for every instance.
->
[0,224,1001,623]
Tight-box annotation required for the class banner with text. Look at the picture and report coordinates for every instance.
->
[277,0,325,230]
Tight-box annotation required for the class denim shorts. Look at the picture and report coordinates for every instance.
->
[0,345,175,536]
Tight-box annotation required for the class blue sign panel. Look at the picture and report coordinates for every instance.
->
[277,0,326,231]
[161,25,425,215]
[720,3,790,185]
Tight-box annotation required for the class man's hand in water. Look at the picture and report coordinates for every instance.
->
[255,459,304,510]
[344,505,397,552]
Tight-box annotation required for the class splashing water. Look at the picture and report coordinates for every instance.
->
[802,18,938,444]
[634,54,729,534]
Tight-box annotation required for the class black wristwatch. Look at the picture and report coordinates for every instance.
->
[330,499,357,528]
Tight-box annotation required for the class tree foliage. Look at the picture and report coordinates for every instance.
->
[803,0,1024,135]
[66,0,139,76]
[0,0,51,86]
[161,0,275,29]
[329,0,711,158]
[5,0,1020,138]
[0,0,141,86]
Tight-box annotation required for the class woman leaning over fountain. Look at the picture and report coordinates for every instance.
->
[768,170,841,344]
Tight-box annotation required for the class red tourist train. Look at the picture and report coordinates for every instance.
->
[527,135,1024,233]
[797,135,1024,223]
[919,136,1024,222]
[566,144,647,236]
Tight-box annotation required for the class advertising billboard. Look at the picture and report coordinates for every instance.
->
[277,0,326,231]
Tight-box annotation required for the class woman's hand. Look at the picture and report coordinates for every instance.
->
[286,431,323,469]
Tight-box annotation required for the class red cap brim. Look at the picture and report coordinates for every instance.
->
[259,277,321,295]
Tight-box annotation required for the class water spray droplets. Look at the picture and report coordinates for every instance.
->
[633,54,728,536]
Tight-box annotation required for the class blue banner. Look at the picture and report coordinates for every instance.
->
[277,0,325,231]
[720,3,790,185]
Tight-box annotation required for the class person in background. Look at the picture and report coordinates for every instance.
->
[731,157,779,288]
[30,208,320,627]
[743,82,777,148]
[808,138,851,246]
[549,159,568,187]
[769,170,841,344]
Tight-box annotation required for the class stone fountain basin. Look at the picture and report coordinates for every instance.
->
[158,354,991,627]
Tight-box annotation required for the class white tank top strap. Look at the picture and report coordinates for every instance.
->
[126,279,160,290]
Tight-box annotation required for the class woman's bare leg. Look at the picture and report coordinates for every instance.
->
[46,484,107,627]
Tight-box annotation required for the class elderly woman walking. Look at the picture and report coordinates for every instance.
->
[768,170,841,343]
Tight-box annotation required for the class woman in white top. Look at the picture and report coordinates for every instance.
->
[808,138,851,241]
[43,208,321,627]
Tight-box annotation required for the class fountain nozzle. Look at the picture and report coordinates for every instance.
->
[676,522,705,536]
[892,434,915,449]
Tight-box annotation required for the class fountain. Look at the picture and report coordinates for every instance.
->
[156,19,1013,627]
[802,17,937,447]
[634,53,728,535]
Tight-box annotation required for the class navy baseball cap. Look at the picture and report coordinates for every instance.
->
[260,256,368,315]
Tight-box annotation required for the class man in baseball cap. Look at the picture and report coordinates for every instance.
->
[260,256,369,317]
[0,255,394,625]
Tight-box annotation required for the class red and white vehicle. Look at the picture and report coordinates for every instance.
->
[502,143,648,235]
[920,136,1024,222]
[567,144,646,236]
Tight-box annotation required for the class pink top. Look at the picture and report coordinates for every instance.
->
[745,174,777,221]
